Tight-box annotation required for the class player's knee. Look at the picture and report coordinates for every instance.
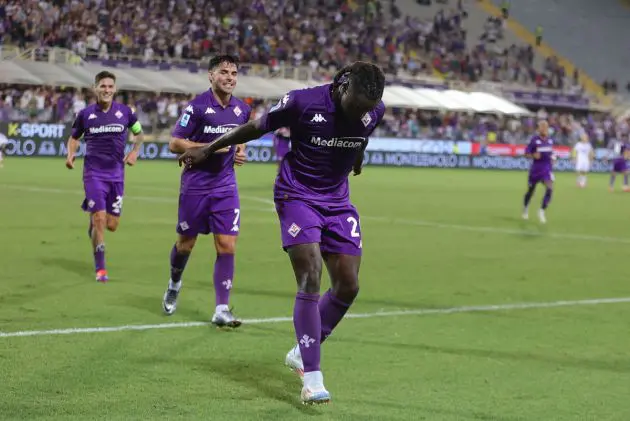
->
[214,235,236,255]
[297,260,322,293]
[106,217,119,232]
[92,212,106,229]
[176,236,197,254]
[333,282,360,303]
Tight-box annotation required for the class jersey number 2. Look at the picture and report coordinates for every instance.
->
[346,216,360,238]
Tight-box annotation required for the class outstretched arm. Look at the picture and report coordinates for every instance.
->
[179,119,267,167]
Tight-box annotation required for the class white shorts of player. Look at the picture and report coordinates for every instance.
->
[575,159,590,172]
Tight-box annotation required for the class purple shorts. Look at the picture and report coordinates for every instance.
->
[528,171,554,186]
[81,179,124,216]
[177,191,240,237]
[275,199,362,256]
[613,158,628,173]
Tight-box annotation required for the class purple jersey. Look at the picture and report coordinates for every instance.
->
[71,102,138,182]
[171,91,251,195]
[259,84,385,203]
[608,140,628,160]
[525,135,554,177]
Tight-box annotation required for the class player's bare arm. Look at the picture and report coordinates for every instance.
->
[179,119,266,167]
[65,136,81,169]
[352,142,368,176]
[169,136,210,154]
[124,132,145,166]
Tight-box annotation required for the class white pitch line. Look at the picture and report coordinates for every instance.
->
[3,184,630,244]
[1,296,629,339]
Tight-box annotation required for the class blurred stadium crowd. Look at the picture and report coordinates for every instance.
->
[0,0,626,146]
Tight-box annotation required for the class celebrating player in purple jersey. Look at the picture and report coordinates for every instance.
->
[606,137,630,192]
[522,120,555,224]
[273,127,291,170]
[66,71,144,282]
[162,55,250,328]
[178,62,386,405]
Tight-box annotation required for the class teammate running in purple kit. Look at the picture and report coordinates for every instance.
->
[606,137,630,192]
[273,127,291,171]
[65,71,144,282]
[162,55,250,328]
[178,62,386,405]
[522,120,554,224]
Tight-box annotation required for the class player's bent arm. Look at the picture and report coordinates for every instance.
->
[130,132,145,153]
[66,137,81,156]
[169,137,208,154]
[199,119,267,158]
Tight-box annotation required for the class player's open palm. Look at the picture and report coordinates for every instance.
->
[234,145,247,166]
[65,155,75,169]
[124,150,139,166]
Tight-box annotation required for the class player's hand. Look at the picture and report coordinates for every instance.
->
[178,147,209,168]
[124,150,139,166]
[65,155,75,169]
[234,145,247,166]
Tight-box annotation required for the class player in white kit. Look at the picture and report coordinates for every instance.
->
[0,132,8,168]
[573,134,593,188]
[573,134,593,187]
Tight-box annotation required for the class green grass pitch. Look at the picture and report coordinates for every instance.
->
[0,159,629,420]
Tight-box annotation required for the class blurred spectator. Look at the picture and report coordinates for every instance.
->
[0,84,621,147]
[0,0,576,90]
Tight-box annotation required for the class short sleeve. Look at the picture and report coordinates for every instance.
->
[127,106,139,127]
[71,110,85,139]
[525,140,537,154]
[171,103,200,139]
[259,92,298,133]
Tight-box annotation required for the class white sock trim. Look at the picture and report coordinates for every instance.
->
[168,279,182,291]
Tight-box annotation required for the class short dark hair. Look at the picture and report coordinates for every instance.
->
[95,70,116,84]
[208,54,239,71]
[333,61,385,101]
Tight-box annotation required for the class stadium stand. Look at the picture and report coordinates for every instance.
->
[0,0,626,147]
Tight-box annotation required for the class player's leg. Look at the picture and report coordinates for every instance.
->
[207,193,241,327]
[82,180,108,281]
[539,178,554,224]
[105,181,124,232]
[522,177,537,219]
[276,199,329,404]
[162,194,208,315]
[210,233,240,327]
[288,243,329,403]
[320,253,360,343]
[162,234,197,315]
[624,169,629,191]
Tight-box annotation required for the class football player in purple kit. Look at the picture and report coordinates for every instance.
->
[606,137,630,192]
[178,61,386,405]
[65,71,144,282]
[273,127,291,170]
[522,120,555,224]
[161,55,250,328]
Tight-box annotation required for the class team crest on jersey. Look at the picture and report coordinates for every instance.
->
[288,223,301,238]
[115,110,123,119]
[234,106,242,117]
[361,113,372,127]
